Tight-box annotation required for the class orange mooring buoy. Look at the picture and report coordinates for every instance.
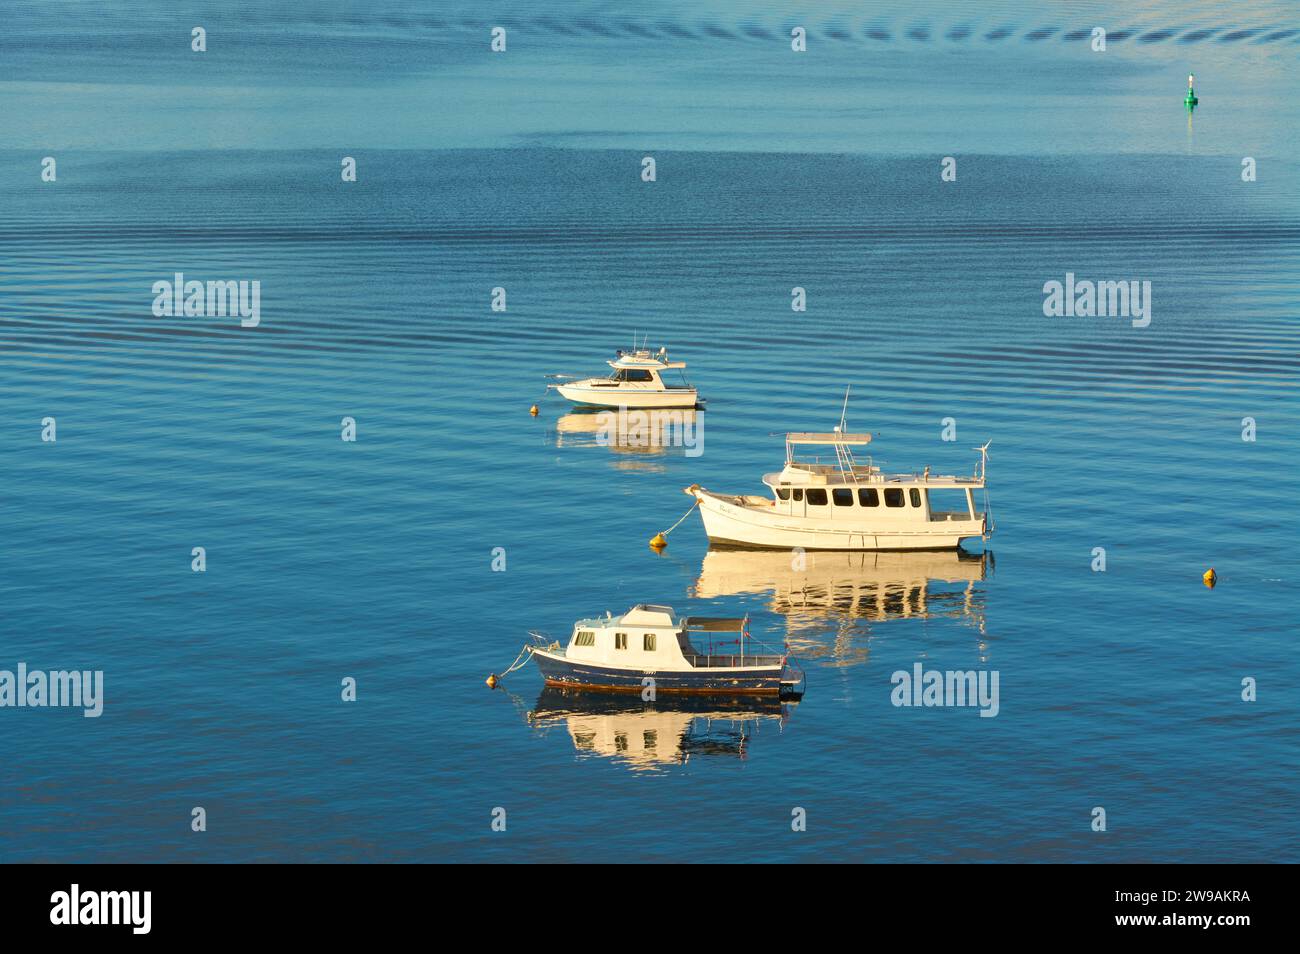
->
[486,673,498,688]
[649,532,667,550]
[1203,568,1217,588]
[529,404,539,416]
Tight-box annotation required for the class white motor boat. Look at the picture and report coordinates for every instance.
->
[549,346,698,409]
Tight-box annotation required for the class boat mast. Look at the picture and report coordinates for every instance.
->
[834,385,859,479]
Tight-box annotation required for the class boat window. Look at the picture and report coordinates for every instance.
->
[776,486,790,501]
[858,488,879,507]
[643,633,657,651]
[832,488,854,507]
[614,369,654,382]
[615,632,627,650]
[926,488,971,519]
[909,488,922,507]
[792,488,804,502]
[884,488,905,508]
[806,489,828,506]
[575,631,596,647]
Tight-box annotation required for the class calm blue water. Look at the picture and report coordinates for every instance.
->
[2,1,1297,862]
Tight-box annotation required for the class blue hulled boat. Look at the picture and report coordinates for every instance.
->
[527,604,804,697]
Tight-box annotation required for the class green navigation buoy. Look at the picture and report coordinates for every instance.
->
[1185,73,1199,109]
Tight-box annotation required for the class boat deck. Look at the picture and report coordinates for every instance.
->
[682,653,785,669]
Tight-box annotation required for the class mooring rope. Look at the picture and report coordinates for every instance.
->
[498,644,534,678]
[662,497,699,535]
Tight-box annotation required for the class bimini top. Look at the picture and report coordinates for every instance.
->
[786,431,872,446]
[682,616,747,632]
[608,348,686,371]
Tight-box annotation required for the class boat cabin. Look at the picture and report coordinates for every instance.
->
[565,605,782,670]
[758,432,986,526]
[597,349,691,391]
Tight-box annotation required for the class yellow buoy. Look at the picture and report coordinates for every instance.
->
[529,404,539,416]
[649,532,667,549]
[486,674,498,688]
[1203,568,1216,588]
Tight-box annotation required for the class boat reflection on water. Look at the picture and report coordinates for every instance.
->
[689,547,991,666]
[551,408,703,471]
[527,685,793,772]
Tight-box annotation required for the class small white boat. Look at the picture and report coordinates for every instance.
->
[526,604,804,696]
[549,346,698,409]
[684,398,992,552]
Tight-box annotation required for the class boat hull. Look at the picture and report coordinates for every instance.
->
[555,383,698,409]
[532,649,786,695]
[691,489,986,551]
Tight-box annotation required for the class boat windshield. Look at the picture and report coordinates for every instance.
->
[609,368,655,382]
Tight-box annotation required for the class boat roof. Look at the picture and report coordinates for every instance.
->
[574,606,749,631]
[575,604,679,629]
[608,349,685,370]
[764,468,983,488]
[621,604,676,625]
[787,431,872,446]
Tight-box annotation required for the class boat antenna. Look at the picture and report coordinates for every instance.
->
[838,385,851,432]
